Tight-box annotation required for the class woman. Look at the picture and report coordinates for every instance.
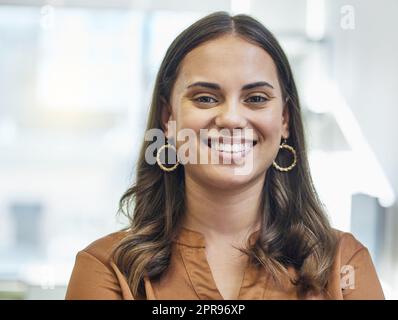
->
[65,11,384,300]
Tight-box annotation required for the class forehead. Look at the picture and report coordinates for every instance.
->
[174,35,280,92]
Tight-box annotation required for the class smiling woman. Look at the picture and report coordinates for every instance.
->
[65,11,384,300]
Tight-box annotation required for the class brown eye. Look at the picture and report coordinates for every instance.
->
[194,96,218,104]
[246,95,269,103]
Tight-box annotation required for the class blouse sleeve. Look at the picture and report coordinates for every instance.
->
[341,246,385,300]
[65,250,123,300]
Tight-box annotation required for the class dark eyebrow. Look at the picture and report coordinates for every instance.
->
[186,81,274,91]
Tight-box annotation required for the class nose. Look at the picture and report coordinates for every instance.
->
[214,100,247,130]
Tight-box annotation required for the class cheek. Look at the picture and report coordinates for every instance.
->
[172,106,211,151]
[251,110,283,142]
[175,106,211,133]
[250,110,284,167]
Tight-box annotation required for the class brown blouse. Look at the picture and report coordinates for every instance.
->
[65,227,385,300]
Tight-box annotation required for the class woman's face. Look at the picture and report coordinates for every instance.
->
[163,34,290,189]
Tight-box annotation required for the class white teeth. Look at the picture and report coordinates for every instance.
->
[232,144,243,152]
[210,141,254,153]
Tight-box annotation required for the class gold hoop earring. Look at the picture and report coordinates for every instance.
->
[272,139,297,172]
[156,143,179,172]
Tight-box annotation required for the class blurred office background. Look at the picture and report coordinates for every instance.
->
[0,0,397,299]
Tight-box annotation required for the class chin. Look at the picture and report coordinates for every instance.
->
[189,163,262,190]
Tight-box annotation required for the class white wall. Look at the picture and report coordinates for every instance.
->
[326,0,398,293]
[327,0,398,192]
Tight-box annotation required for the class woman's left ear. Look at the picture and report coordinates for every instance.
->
[282,104,290,139]
[160,96,173,139]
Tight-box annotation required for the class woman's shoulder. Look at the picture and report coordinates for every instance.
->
[66,230,132,300]
[329,228,385,299]
[79,229,130,266]
[332,228,368,264]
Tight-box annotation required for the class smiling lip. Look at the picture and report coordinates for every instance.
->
[205,137,258,151]
[201,136,257,164]
[206,136,258,146]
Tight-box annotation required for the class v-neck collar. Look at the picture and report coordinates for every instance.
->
[173,226,261,248]
[173,226,267,300]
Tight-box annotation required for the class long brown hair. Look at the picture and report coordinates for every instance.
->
[112,11,337,299]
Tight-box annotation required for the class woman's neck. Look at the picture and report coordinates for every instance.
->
[182,173,265,244]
